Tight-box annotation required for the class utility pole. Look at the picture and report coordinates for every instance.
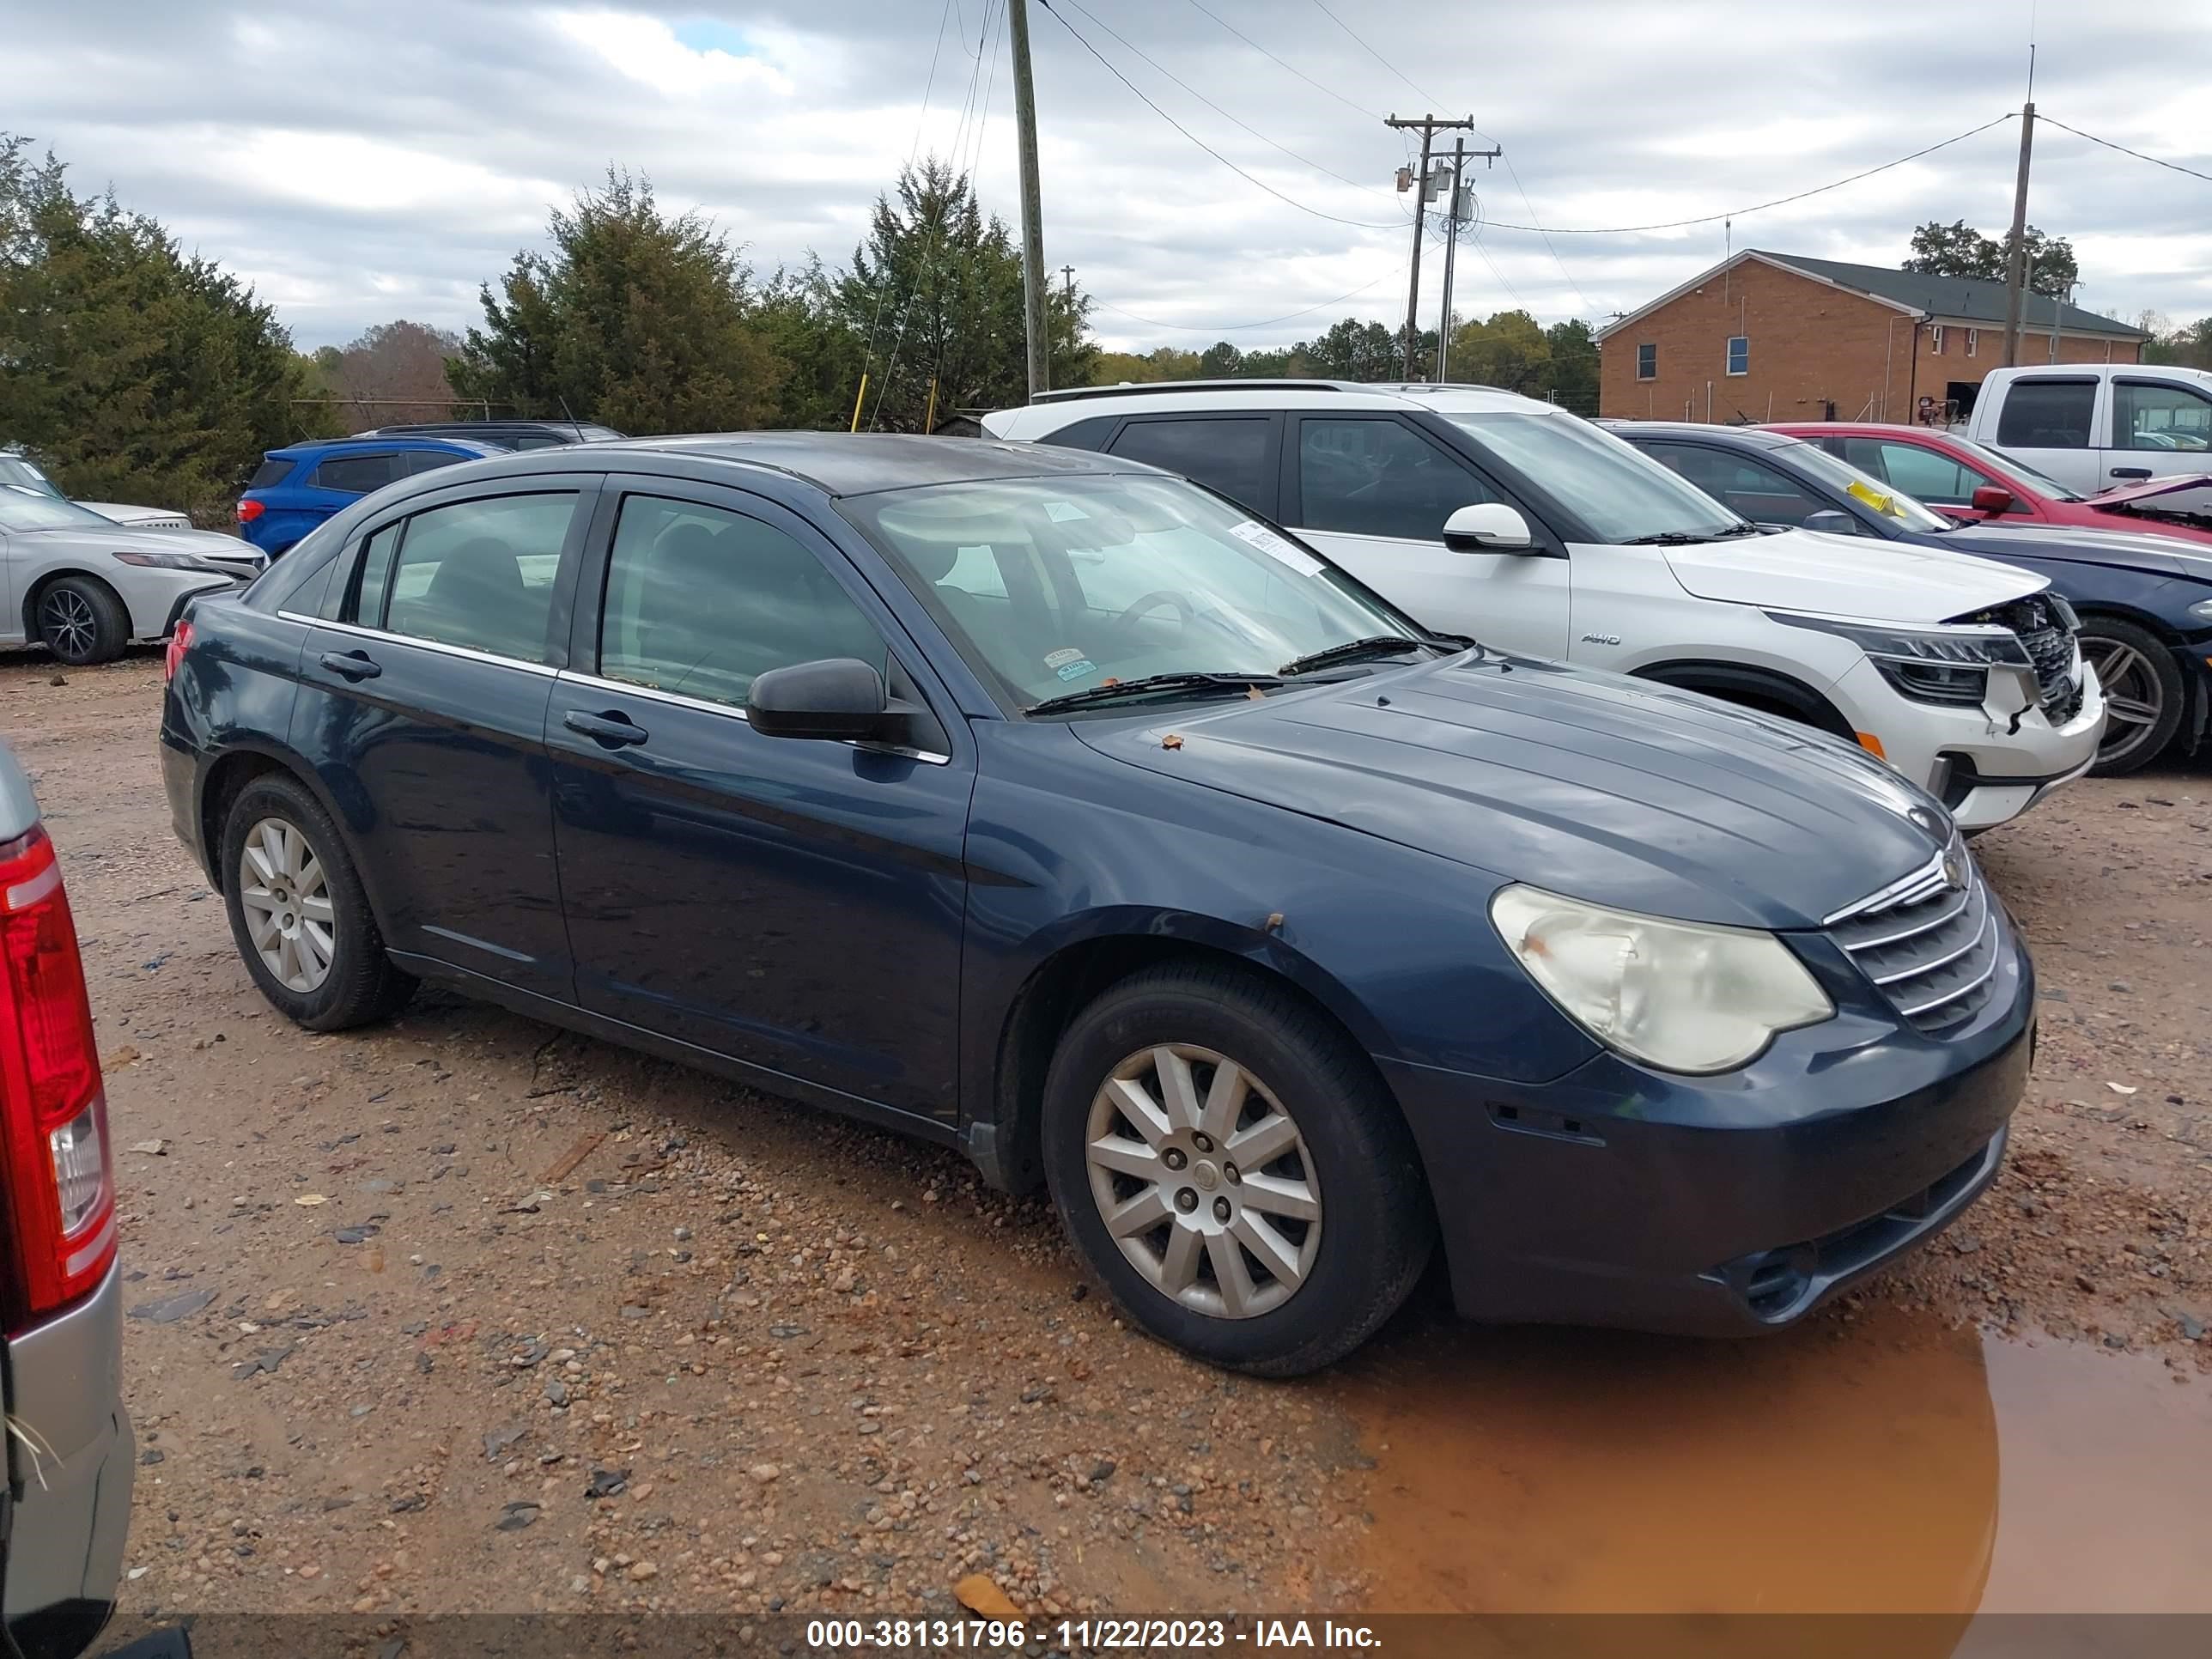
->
[1060,264,1075,303]
[2000,100,2036,366]
[1436,139,1465,381]
[1387,114,1477,380]
[1008,0,1049,398]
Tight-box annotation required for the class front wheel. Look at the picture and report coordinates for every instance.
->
[2080,617,2183,776]
[1041,963,1433,1376]
[35,575,129,665]
[219,773,415,1030]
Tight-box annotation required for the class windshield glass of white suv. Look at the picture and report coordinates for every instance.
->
[1779,442,1955,532]
[843,474,1426,710]
[0,484,115,531]
[1439,412,1747,543]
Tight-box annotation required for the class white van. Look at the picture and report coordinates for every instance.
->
[1965,364,2212,495]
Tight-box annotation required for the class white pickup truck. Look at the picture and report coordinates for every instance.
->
[1966,364,2212,495]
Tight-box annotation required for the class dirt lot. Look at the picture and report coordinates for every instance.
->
[5,650,2210,1621]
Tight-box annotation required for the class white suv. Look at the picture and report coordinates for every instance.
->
[984,381,2105,832]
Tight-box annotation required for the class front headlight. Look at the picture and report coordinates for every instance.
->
[1765,611,2033,708]
[2189,599,2212,623]
[112,550,232,575]
[1490,885,1833,1074]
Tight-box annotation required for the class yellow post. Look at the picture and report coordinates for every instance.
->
[848,373,869,433]
[924,377,939,434]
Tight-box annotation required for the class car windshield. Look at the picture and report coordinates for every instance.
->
[1778,441,1955,532]
[0,484,115,531]
[841,473,1431,712]
[1438,411,1747,543]
[1964,437,2085,501]
[0,456,64,497]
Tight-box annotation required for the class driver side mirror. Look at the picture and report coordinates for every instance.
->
[1441,502,1537,553]
[1801,509,1861,538]
[1969,485,2014,514]
[747,659,911,746]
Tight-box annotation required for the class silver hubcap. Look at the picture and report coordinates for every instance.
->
[40,590,96,660]
[1085,1044,1322,1321]
[238,817,336,993]
[2081,637,2164,765]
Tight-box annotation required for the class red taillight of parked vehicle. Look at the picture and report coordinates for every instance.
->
[0,824,115,1333]
[166,617,194,684]
[236,498,264,524]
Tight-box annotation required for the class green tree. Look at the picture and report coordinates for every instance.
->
[1448,309,1552,392]
[0,133,322,516]
[1089,344,1202,385]
[1542,319,1600,413]
[449,168,786,434]
[1904,219,2077,297]
[755,255,869,429]
[2143,315,2212,370]
[1304,317,1400,381]
[836,158,1094,431]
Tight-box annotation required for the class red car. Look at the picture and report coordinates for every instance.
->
[1767,422,2212,548]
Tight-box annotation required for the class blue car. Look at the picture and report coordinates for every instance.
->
[161,434,2030,1373]
[1610,422,2212,775]
[235,437,500,556]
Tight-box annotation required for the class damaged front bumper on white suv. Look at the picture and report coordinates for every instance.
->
[1778,595,2106,833]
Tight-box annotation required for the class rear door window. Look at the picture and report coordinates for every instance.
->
[1296,417,1497,538]
[1996,380,2096,449]
[374,493,579,661]
[1106,416,1278,516]
[311,453,400,494]
[401,450,471,476]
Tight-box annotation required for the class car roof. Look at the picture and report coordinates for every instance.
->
[1001,379,1553,423]
[267,436,505,461]
[489,431,1163,496]
[1762,422,1945,440]
[1601,421,1800,450]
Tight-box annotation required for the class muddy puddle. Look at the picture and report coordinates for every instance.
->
[1328,1305,2212,1616]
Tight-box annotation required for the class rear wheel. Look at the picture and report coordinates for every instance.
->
[1041,963,1432,1376]
[34,575,129,665]
[219,774,414,1030]
[2080,617,2183,775]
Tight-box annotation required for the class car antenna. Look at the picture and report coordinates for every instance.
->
[557,396,585,444]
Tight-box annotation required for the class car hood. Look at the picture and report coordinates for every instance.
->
[76,501,189,526]
[1658,526,2044,622]
[1928,520,2211,580]
[18,523,252,568]
[1070,653,1948,930]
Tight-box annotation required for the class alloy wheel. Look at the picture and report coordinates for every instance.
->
[40,588,98,662]
[2081,636,2165,769]
[238,817,336,993]
[1084,1043,1322,1320]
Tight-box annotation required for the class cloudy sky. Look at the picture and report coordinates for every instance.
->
[12,0,2211,353]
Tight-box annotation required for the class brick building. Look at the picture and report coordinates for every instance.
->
[1595,250,2144,426]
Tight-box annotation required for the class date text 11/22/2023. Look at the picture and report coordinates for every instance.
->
[803,1618,1382,1650]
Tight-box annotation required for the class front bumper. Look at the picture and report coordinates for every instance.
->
[3,1262,133,1659]
[1383,927,2033,1337]
[1833,653,2105,832]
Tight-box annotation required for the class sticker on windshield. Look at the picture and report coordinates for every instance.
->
[1044,501,1091,522]
[1227,519,1324,575]
[1054,658,1097,682]
[1044,647,1086,669]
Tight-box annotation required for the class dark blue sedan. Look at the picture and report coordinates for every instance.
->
[161,434,2031,1372]
[1610,421,2212,775]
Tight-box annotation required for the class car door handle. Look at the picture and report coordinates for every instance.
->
[2109,466,2154,481]
[318,649,381,680]
[563,709,648,748]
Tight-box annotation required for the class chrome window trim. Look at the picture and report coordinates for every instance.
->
[555,668,951,767]
[276,611,559,678]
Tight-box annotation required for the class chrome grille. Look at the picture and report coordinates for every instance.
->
[1963,594,2083,725]
[1826,843,2000,1033]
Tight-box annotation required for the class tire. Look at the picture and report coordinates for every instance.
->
[218,773,415,1030]
[1040,962,1434,1376]
[34,575,130,666]
[2079,617,2184,776]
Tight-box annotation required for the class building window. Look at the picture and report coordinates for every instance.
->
[1929,325,1944,356]
[1966,328,1978,358]
[1636,343,1656,380]
[1725,336,1748,376]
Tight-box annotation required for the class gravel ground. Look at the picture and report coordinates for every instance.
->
[4,650,2207,1621]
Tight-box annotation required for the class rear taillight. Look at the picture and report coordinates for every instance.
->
[236,498,264,523]
[166,617,194,684]
[0,825,115,1331]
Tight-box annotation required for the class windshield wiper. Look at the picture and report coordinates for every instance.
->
[1711,520,1765,538]
[1621,530,1728,545]
[1275,635,1433,678]
[1024,672,1284,716]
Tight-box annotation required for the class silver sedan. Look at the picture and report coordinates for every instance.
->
[0,486,247,665]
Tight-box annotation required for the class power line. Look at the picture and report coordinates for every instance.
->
[1474,113,2017,233]
[1092,256,1409,333]
[2039,113,2212,185]
[1498,153,1599,313]
[856,0,961,392]
[1054,0,1395,201]
[1037,0,1403,231]
[1179,0,1377,122]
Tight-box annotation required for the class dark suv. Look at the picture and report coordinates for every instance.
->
[353,421,625,450]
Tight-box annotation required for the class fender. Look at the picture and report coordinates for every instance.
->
[1632,659,1854,738]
